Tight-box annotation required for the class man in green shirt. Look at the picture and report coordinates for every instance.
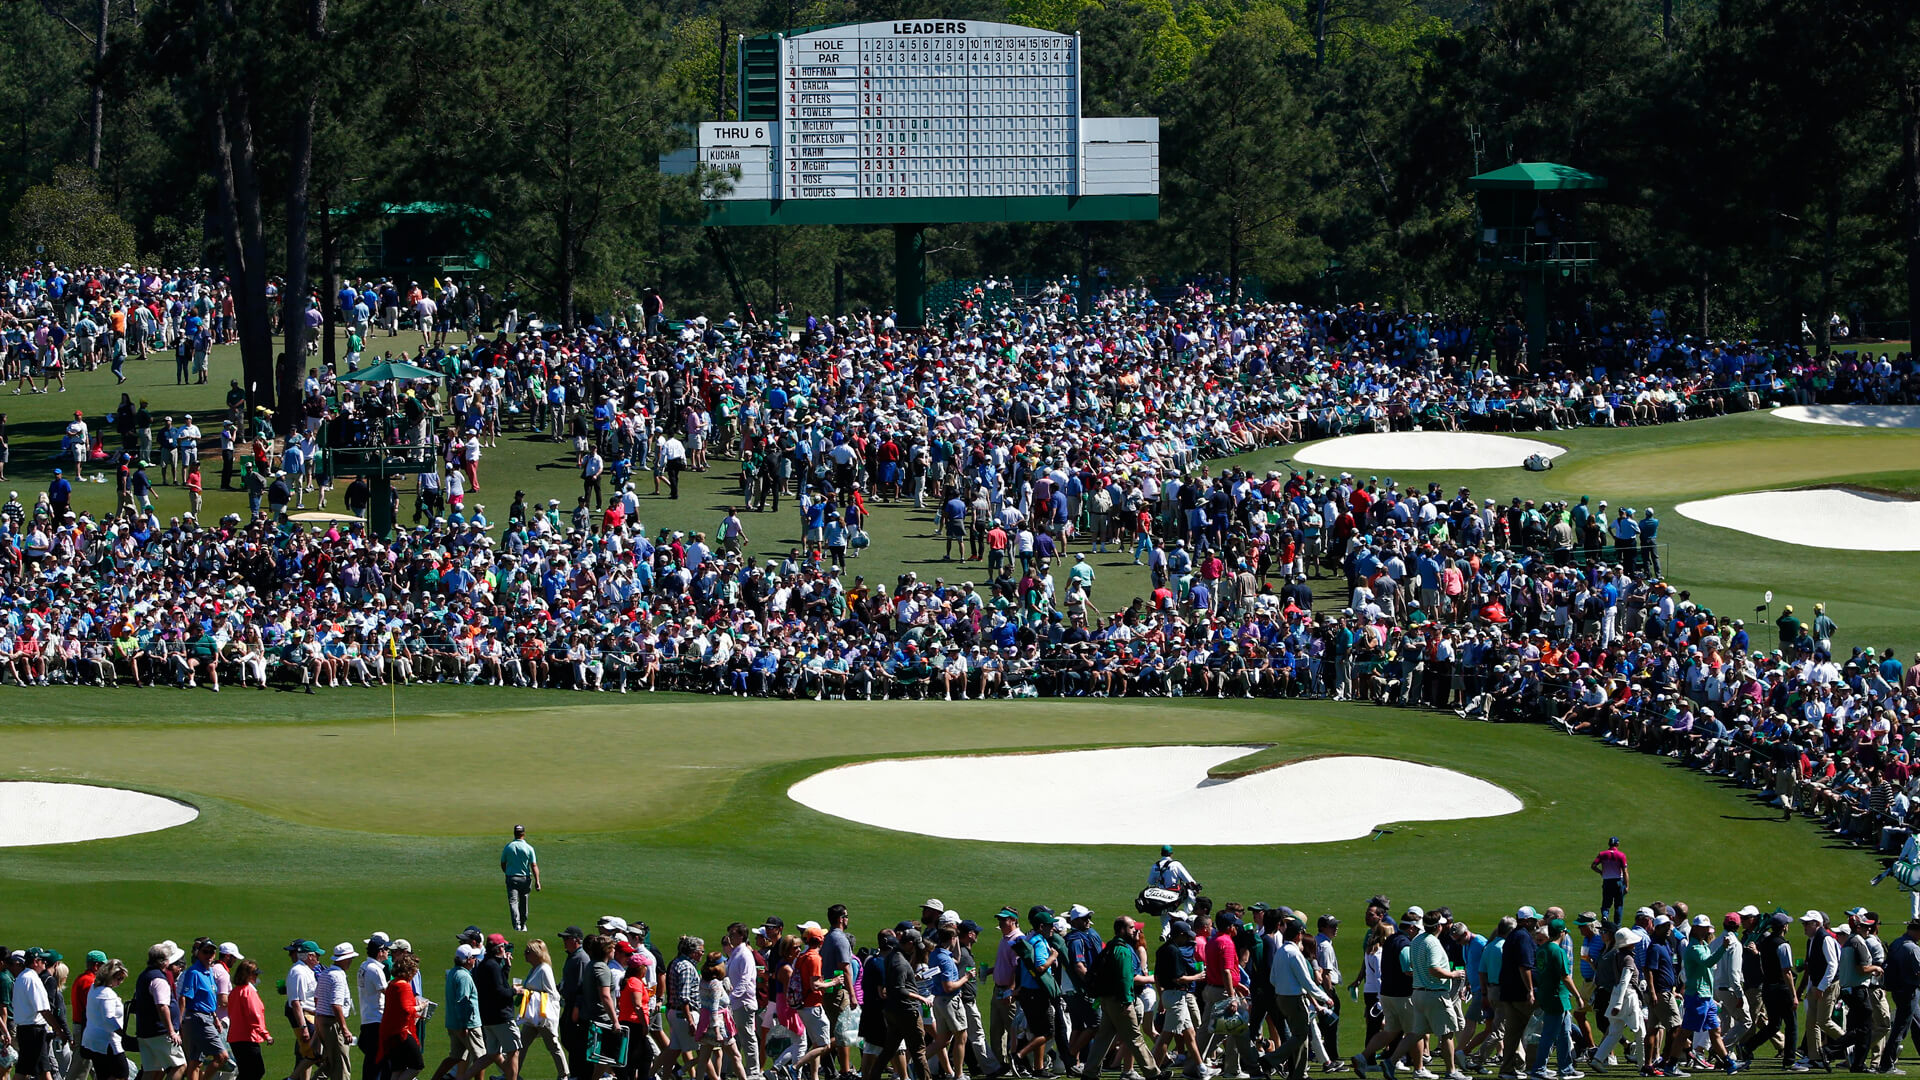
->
[1399,911,1468,1080]
[1079,917,1155,1080]
[1528,920,1583,1079]
[1679,916,1744,1072]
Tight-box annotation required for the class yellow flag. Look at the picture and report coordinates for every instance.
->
[433,277,443,292]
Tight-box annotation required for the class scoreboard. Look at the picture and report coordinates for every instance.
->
[780,21,1078,200]
[663,19,1158,219]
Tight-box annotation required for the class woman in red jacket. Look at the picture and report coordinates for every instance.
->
[227,960,275,1080]
[380,953,426,1080]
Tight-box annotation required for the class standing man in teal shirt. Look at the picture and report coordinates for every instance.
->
[1679,915,1744,1073]
[500,826,540,933]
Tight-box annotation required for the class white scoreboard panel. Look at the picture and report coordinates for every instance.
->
[779,21,1079,200]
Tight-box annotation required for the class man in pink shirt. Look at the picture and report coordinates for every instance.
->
[1590,837,1630,924]
[1202,912,1251,1078]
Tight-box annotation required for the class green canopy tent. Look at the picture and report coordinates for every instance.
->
[329,359,444,538]
[337,360,443,382]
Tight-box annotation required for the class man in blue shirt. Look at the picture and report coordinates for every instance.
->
[1062,906,1104,1066]
[499,825,540,932]
[177,939,231,1076]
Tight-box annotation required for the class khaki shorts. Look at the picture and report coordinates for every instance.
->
[1161,990,1202,1034]
[483,1022,522,1057]
[933,997,968,1036]
[667,1011,698,1053]
[1380,995,1417,1033]
[1649,991,1681,1029]
[799,1004,831,1050]
[139,1037,186,1073]
[1410,989,1463,1037]
[448,1028,485,1065]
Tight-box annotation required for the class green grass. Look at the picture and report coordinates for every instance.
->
[1,337,1917,1078]
[0,692,1892,1078]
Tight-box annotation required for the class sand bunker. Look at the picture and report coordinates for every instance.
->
[0,782,198,846]
[1293,432,1566,471]
[1775,405,1920,429]
[788,746,1521,845]
[1676,488,1920,552]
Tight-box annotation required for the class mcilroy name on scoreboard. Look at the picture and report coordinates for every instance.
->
[672,20,1158,205]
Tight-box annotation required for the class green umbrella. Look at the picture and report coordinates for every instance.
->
[338,360,443,382]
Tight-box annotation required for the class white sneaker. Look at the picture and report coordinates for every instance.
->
[1415,1071,1439,1080]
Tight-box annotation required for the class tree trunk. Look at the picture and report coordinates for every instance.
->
[213,96,275,418]
[558,191,578,331]
[280,93,314,431]
[321,190,338,373]
[88,0,107,169]
[1904,77,1920,344]
[278,0,327,431]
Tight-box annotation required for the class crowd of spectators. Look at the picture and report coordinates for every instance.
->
[3,264,1920,848]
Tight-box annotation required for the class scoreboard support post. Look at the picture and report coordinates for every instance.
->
[895,223,928,327]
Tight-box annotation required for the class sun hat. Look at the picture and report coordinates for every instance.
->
[330,943,358,962]
[922,898,946,913]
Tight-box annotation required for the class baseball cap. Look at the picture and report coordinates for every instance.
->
[365,933,390,950]
[957,920,981,935]
[391,939,413,954]
[455,944,482,961]
[1170,920,1195,940]
[1403,905,1425,922]
[1690,914,1712,928]
[1634,907,1655,919]
[217,943,242,959]
[1066,904,1093,921]
[1578,912,1600,926]
[1845,907,1870,919]
[1800,910,1825,924]
[1516,906,1538,920]
[86,950,108,964]
[486,934,511,947]
[996,907,1020,921]
[798,920,823,932]
[1770,913,1793,928]
[560,927,585,940]
[1738,906,1761,918]
[938,910,960,927]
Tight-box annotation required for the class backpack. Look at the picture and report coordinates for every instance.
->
[1012,935,1058,997]
[1082,941,1123,999]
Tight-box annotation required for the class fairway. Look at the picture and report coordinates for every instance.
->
[0,688,1901,1080]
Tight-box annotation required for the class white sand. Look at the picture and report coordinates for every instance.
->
[1775,405,1920,429]
[0,782,198,846]
[1675,488,1920,552]
[788,746,1521,845]
[1293,432,1566,472]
